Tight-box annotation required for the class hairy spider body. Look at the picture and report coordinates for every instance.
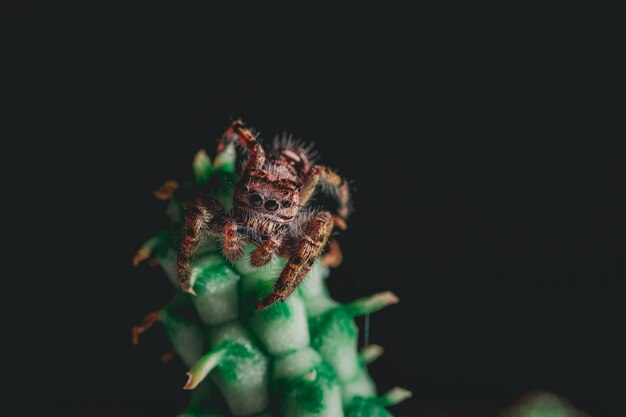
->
[177,120,350,310]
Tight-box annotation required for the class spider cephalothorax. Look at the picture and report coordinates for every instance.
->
[177,120,350,310]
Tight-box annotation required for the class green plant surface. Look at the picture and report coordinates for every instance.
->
[135,145,410,417]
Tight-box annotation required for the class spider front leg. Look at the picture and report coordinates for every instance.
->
[177,195,225,295]
[250,235,283,267]
[255,211,334,310]
[223,119,266,170]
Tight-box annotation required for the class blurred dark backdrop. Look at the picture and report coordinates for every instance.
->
[5,3,625,417]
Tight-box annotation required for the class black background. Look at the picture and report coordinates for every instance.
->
[5,3,625,417]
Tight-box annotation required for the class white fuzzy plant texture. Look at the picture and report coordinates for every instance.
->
[133,143,412,417]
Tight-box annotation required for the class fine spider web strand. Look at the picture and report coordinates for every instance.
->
[364,313,370,347]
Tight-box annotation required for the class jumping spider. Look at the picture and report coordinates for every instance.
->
[177,120,351,310]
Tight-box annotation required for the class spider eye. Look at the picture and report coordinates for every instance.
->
[282,201,292,208]
[264,199,279,212]
[240,185,250,194]
[249,194,263,207]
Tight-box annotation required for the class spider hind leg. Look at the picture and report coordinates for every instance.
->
[300,165,352,220]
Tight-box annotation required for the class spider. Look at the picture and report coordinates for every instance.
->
[177,120,351,310]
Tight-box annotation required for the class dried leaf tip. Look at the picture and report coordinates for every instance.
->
[380,387,413,407]
[360,344,384,364]
[332,215,348,230]
[302,369,317,381]
[184,349,225,390]
[132,248,150,267]
[130,311,161,346]
[183,287,197,297]
[153,180,179,200]
[193,149,212,185]
[213,142,236,173]
[345,291,399,317]
[183,372,195,390]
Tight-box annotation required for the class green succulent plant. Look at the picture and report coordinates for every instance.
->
[134,144,411,417]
